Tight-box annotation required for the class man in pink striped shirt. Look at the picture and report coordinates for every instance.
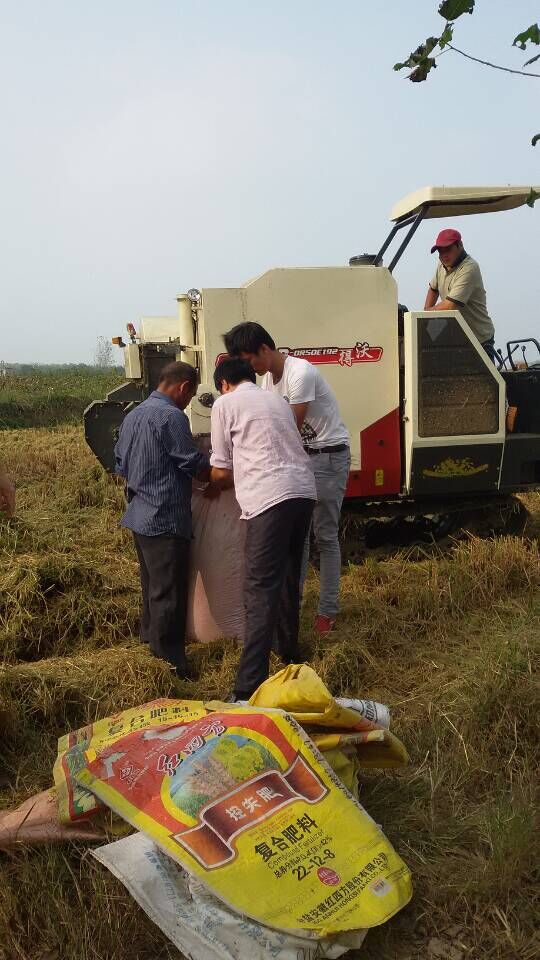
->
[209,357,316,699]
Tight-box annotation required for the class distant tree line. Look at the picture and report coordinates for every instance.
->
[5,363,123,375]
[3,335,121,374]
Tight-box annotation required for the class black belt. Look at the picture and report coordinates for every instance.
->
[307,444,349,455]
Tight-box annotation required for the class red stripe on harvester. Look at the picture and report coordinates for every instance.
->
[345,408,401,498]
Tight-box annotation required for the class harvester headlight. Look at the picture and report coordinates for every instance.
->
[187,288,202,305]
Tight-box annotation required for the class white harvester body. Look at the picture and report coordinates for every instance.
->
[85,185,540,519]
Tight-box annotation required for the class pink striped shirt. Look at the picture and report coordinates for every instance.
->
[210,382,316,519]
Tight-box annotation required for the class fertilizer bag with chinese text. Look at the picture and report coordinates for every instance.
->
[76,705,412,936]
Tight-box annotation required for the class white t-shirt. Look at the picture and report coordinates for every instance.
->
[261,356,349,449]
[210,382,316,520]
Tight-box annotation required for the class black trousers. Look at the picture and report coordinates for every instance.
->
[133,532,190,672]
[234,497,315,699]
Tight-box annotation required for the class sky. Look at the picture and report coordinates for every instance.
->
[1,0,538,364]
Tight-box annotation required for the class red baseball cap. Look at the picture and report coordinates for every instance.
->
[431,228,461,253]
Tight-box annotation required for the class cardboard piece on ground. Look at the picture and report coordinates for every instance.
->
[0,789,106,849]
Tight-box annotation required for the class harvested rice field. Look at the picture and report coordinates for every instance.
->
[1,404,539,959]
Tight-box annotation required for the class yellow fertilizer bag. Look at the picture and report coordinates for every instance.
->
[321,746,361,797]
[54,699,207,823]
[249,665,409,768]
[76,705,412,934]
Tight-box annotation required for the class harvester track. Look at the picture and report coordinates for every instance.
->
[336,495,529,564]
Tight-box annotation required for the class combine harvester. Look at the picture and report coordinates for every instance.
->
[85,185,540,559]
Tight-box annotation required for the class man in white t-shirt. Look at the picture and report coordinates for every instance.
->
[224,322,350,636]
[210,357,316,699]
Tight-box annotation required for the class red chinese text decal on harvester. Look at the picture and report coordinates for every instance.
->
[215,342,383,368]
[280,342,383,366]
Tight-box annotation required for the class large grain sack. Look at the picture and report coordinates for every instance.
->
[187,488,245,644]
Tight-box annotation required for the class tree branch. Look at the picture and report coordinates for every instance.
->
[448,44,540,77]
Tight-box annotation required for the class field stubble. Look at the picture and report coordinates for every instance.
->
[0,421,538,960]
[0,370,122,430]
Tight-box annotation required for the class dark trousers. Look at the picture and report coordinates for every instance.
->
[482,336,496,362]
[133,532,190,672]
[234,497,315,699]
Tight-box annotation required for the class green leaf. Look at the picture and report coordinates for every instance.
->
[438,0,475,22]
[513,23,540,50]
[394,37,440,73]
[410,59,437,83]
[439,23,454,48]
[531,135,540,148]
[523,52,540,66]
[423,36,440,57]
[526,188,540,205]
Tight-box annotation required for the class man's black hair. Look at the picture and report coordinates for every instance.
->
[223,322,276,356]
[214,357,257,392]
[158,361,198,387]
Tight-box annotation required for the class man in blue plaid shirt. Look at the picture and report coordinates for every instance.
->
[115,361,209,677]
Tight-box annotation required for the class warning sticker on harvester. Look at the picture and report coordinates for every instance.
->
[76,707,412,934]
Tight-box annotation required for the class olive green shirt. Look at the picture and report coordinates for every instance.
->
[430,253,494,344]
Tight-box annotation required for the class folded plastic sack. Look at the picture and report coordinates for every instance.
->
[93,831,368,960]
[321,747,361,798]
[248,665,408,768]
[336,697,390,730]
[76,703,412,935]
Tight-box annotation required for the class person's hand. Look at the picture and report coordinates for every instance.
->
[0,472,15,518]
[203,483,222,500]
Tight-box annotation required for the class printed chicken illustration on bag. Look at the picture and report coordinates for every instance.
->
[76,706,412,934]
[54,699,208,823]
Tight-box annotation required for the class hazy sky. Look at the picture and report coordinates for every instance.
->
[1,0,538,363]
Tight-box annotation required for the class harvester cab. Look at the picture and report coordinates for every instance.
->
[373,186,540,503]
[84,184,540,555]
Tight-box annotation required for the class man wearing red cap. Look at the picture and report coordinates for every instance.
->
[424,229,495,358]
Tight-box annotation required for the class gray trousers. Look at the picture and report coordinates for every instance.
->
[234,497,315,699]
[301,448,351,618]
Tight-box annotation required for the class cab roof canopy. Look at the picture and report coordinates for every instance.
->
[374,184,539,272]
[391,185,540,223]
